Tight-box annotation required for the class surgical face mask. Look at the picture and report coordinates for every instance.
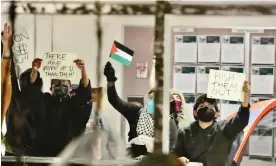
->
[170,99,182,114]
[53,84,69,97]
[197,106,215,122]
[147,98,155,115]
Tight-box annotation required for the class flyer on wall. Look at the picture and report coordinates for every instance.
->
[136,61,148,79]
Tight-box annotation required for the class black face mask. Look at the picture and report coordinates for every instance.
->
[53,84,68,97]
[197,106,215,122]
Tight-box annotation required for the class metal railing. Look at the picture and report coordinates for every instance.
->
[1,156,138,165]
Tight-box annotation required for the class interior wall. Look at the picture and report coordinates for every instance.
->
[2,13,276,143]
[1,14,155,138]
[123,26,154,98]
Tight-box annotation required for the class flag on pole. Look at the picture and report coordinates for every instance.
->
[109,40,134,66]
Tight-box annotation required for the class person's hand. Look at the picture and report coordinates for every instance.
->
[104,61,117,82]
[74,59,85,70]
[178,157,189,166]
[2,23,12,46]
[32,58,43,71]
[242,80,251,95]
[242,80,250,107]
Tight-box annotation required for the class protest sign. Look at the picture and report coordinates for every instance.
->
[40,52,78,80]
[207,69,246,102]
[136,62,148,79]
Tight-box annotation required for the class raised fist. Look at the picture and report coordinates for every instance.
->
[104,61,117,82]
[32,58,43,71]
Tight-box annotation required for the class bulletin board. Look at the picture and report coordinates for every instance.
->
[249,30,276,96]
[171,28,247,119]
[171,27,276,159]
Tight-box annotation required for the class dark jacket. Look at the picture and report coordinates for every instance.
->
[19,68,92,157]
[4,65,34,155]
[173,105,250,166]
[107,84,177,158]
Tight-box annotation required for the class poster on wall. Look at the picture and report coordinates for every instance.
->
[136,62,148,79]
[197,66,220,94]
[173,66,196,93]
[220,100,240,119]
[221,36,245,64]
[251,36,275,65]
[250,67,274,95]
[198,35,220,63]
[174,35,197,63]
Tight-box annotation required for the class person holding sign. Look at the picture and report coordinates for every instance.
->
[18,57,92,157]
[174,81,250,166]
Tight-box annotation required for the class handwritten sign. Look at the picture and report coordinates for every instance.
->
[12,30,30,65]
[40,52,78,80]
[136,62,148,79]
[207,69,246,102]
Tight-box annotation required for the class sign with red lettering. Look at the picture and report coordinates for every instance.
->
[40,52,78,80]
[207,69,246,102]
[136,62,148,79]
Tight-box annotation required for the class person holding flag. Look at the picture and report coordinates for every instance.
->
[103,61,192,158]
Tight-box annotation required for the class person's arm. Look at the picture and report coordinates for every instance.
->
[71,79,92,135]
[1,43,12,127]
[107,82,141,121]
[169,119,178,152]
[75,59,89,88]
[222,81,251,140]
[221,104,250,140]
[19,68,43,99]
[1,23,12,126]
[173,129,187,157]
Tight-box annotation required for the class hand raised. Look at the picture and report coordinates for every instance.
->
[242,80,251,94]
[32,58,43,71]
[74,59,85,70]
[2,23,12,46]
[104,61,117,82]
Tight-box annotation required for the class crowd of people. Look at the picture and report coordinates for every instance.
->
[1,23,251,166]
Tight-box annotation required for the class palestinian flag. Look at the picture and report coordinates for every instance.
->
[110,40,134,66]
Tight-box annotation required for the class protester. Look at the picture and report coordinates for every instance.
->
[169,88,192,130]
[19,57,92,157]
[85,87,118,160]
[174,81,251,166]
[104,61,190,158]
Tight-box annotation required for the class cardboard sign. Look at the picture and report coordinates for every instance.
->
[207,69,246,102]
[40,52,78,80]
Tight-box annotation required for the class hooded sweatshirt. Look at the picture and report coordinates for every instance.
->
[169,88,193,131]
[16,68,92,157]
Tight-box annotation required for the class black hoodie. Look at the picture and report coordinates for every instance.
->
[17,68,92,157]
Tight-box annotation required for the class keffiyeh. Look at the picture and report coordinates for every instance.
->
[136,108,154,138]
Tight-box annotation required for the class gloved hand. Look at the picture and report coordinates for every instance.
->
[104,61,117,82]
